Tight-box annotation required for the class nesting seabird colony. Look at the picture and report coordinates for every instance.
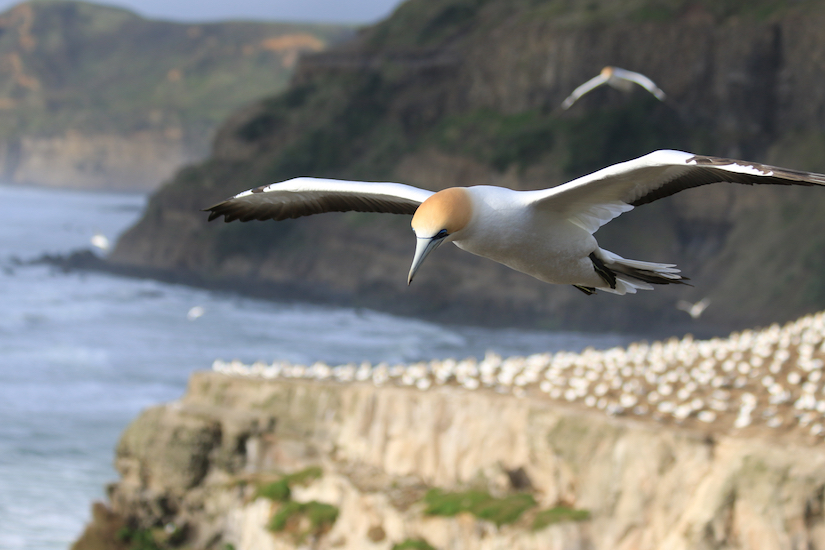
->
[214,310,825,440]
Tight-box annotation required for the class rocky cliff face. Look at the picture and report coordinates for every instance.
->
[0,1,351,189]
[110,0,825,332]
[0,130,197,189]
[75,309,825,550]
[79,373,825,550]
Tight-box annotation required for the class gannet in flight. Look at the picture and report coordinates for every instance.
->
[90,232,110,252]
[676,298,711,319]
[561,66,666,110]
[187,306,206,321]
[206,150,825,296]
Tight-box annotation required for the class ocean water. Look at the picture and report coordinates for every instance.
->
[0,183,633,550]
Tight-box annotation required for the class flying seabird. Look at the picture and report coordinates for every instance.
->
[676,298,711,319]
[187,306,206,321]
[206,150,825,296]
[90,232,110,252]
[561,66,666,110]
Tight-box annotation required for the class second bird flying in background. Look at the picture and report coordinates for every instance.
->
[561,66,666,110]
[676,298,711,319]
[206,150,825,296]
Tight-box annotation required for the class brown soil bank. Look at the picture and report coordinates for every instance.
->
[111,0,825,333]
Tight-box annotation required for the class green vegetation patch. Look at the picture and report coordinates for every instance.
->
[253,467,337,543]
[392,538,437,550]
[426,97,693,178]
[115,523,187,550]
[283,465,324,486]
[255,466,324,502]
[532,506,591,530]
[116,527,163,550]
[268,500,340,542]
[423,488,536,526]
[255,479,291,502]
[429,109,558,172]
[265,74,397,180]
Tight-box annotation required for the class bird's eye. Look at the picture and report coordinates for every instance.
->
[435,229,448,239]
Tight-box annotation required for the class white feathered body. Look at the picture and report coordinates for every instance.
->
[451,186,603,287]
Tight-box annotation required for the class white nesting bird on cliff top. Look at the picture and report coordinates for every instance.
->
[561,66,666,110]
[206,150,825,296]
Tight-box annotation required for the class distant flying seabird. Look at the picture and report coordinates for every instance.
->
[561,66,666,110]
[206,150,825,296]
[90,232,110,252]
[676,298,711,319]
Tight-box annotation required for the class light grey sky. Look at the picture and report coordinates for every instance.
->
[2,0,407,23]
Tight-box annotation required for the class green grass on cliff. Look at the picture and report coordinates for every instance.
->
[392,539,437,550]
[256,478,292,502]
[532,506,591,530]
[115,527,163,550]
[423,488,537,526]
[630,0,808,22]
[429,109,558,172]
[255,466,339,543]
[366,0,808,49]
[268,501,340,542]
[422,488,591,529]
[255,466,324,502]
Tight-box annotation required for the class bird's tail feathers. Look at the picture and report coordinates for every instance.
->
[595,249,688,294]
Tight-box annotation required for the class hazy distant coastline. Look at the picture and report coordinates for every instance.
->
[0,0,353,190]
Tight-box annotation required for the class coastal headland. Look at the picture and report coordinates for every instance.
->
[0,1,351,190]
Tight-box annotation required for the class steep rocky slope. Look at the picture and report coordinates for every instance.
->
[73,309,825,550]
[0,1,351,189]
[111,0,825,332]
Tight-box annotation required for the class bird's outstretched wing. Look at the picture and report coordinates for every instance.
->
[561,74,609,110]
[531,150,825,234]
[611,67,666,101]
[206,177,434,222]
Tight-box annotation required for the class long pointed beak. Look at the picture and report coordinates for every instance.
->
[408,237,443,285]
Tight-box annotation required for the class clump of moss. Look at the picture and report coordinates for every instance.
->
[268,501,340,542]
[283,466,323,486]
[255,479,291,502]
[392,538,437,550]
[255,466,324,502]
[115,527,163,550]
[423,489,537,527]
[256,466,338,543]
[532,506,591,530]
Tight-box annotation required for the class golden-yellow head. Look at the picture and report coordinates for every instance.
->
[408,187,473,284]
[411,187,472,238]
